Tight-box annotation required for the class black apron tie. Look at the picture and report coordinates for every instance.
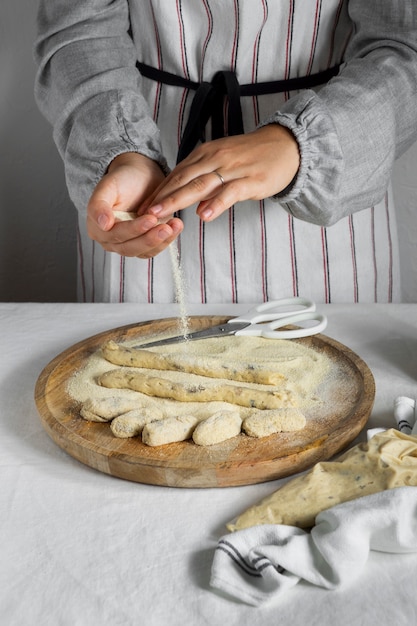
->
[136,62,340,164]
[178,70,244,163]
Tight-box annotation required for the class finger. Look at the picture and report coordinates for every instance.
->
[134,218,184,258]
[87,172,121,230]
[147,170,229,218]
[88,198,116,232]
[87,170,145,232]
[196,179,246,221]
[87,213,159,244]
[140,149,209,208]
[97,218,183,258]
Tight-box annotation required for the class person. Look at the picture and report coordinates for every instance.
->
[34,1,417,304]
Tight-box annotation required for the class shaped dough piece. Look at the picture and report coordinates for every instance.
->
[142,415,199,446]
[110,407,163,438]
[102,341,285,385]
[192,410,242,446]
[80,396,141,422]
[227,429,417,531]
[243,408,306,437]
[98,369,295,410]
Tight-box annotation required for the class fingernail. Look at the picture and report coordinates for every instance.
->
[142,219,155,231]
[157,228,170,241]
[201,208,213,220]
[149,204,163,215]
[98,214,109,230]
[171,221,182,234]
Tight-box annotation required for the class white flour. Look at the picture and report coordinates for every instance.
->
[113,211,190,340]
[67,336,333,423]
[169,241,190,340]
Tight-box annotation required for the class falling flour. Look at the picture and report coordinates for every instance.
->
[112,210,190,340]
[169,241,190,340]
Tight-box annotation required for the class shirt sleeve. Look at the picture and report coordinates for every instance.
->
[262,0,417,226]
[34,0,168,214]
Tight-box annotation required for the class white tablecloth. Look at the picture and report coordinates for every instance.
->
[2,302,417,625]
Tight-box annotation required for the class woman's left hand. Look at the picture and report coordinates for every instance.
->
[141,124,300,222]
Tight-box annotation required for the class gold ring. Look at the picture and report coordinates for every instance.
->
[213,171,226,187]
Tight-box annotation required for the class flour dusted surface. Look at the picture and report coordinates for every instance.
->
[67,335,332,446]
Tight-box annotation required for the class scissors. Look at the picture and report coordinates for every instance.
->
[136,297,327,348]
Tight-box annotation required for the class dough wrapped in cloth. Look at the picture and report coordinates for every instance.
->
[228,429,417,530]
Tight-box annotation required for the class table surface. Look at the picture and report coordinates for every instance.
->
[2,302,417,626]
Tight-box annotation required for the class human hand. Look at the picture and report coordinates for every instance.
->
[142,124,300,222]
[87,152,183,258]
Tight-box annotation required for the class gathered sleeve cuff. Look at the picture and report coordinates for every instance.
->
[34,0,168,214]
[260,0,417,226]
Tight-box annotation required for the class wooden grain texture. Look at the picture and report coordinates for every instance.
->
[34,316,375,488]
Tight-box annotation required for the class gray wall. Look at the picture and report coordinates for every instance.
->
[1,1,417,302]
[1,0,77,302]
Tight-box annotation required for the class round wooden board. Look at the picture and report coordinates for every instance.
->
[35,316,375,488]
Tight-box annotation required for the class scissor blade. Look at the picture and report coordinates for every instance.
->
[133,321,249,348]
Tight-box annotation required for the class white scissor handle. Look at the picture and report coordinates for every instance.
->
[230,297,316,324]
[235,312,328,339]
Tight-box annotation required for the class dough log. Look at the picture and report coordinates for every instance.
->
[243,409,306,437]
[98,369,295,410]
[80,396,141,422]
[110,407,163,438]
[142,415,199,446]
[192,410,242,446]
[101,340,285,385]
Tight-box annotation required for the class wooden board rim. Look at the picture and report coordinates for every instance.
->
[34,316,375,488]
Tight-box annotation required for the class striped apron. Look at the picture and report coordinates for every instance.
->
[77,0,400,304]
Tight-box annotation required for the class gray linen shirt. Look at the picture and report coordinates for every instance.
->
[34,1,417,226]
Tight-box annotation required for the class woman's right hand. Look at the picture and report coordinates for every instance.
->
[87,152,183,258]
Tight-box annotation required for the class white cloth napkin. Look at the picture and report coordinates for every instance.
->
[210,486,417,606]
[394,396,417,435]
